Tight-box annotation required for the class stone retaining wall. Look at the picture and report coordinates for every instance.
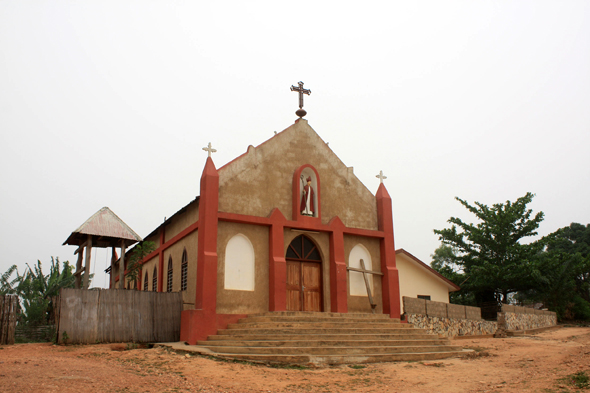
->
[402,297,557,337]
[500,304,557,331]
[503,312,557,331]
[406,314,497,338]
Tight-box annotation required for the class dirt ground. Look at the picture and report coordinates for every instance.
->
[1,327,589,393]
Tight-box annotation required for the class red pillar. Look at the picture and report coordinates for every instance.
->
[376,183,401,319]
[268,208,287,311]
[195,157,219,312]
[329,217,348,313]
[180,157,219,344]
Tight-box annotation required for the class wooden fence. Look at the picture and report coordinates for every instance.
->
[16,325,56,342]
[0,295,18,345]
[57,288,183,344]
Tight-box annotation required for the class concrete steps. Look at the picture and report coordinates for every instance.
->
[194,312,468,365]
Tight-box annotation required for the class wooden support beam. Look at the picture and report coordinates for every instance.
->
[75,248,84,289]
[73,267,86,276]
[120,240,126,289]
[346,266,383,276]
[360,259,377,314]
[347,259,380,314]
[83,235,92,289]
[110,246,117,289]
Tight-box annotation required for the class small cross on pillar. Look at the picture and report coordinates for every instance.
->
[202,142,217,157]
[290,81,311,118]
[376,170,387,184]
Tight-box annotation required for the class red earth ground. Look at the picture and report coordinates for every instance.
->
[1,326,589,393]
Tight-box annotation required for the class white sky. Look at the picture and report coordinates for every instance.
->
[1,1,589,289]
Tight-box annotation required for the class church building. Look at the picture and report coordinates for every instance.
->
[110,89,458,344]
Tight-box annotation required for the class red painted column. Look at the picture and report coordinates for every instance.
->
[268,208,287,311]
[329,217,348,313]
[157,229,165,292]
[195,157,219,312]
[180,157,219,344]
[376,183,401,319]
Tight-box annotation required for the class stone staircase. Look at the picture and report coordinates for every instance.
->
[195,311,467,366]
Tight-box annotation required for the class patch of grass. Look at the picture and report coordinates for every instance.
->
[126,342,139,350]
[464,346,490,353]
[560,371,590,389]
[269,363,309,370]
[464,350,495,360]
[348,365,366,369]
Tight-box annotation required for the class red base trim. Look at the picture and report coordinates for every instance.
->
[180,310,248,344]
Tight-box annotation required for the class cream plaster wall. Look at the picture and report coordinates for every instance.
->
[164,200,199,241]
[141,255,159,291]
[397,252,450,312]
[162,231,198,310]
[217,119,378,230]
[344,235,382,314]
[217,222,269,314]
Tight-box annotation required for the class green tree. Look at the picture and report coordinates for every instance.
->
[546,223,590,303]
[434,192,545,305]
[125,241,156,289]
[15,258,76,326]
[430,244,475,305]
[1,258,77,327]
[522,223,590,320]
[0,264,19,295]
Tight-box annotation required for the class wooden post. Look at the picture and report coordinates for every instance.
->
[83,235,93,289]
[75,248,84,289]
[110,247,117,289]
[360,259,377,314]
[120,240,126,289]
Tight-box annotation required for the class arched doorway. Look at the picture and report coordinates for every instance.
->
[285,235,323,311]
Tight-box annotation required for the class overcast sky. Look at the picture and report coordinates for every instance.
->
[1,1,589,289]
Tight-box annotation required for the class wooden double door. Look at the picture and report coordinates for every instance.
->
[286,235,323,312]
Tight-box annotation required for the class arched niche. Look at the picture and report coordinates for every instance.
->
[292,164,321,220]
[224,234,255,291]
[349,244,373,296]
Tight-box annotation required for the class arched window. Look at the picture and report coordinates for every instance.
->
[181,249,188,291]
[152,267,157,292]
[143,271,148,291]
[224,234,255,291]
[349,244,373,296]
[167,257,173,292]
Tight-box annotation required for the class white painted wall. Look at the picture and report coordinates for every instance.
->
[224,234,255,291]
[349,244,373,296]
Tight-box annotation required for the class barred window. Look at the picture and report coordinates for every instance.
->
[152,267,157,292]
[181,249,188,291]
[143,272,148,291]
[167,257,173,292]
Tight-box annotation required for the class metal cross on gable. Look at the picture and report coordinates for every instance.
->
[290,81,311,118]
[202,142,217,157]
[376,170,387,184]
[347,259,384,314]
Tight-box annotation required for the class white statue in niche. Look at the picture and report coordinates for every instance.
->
[300,176,315,216]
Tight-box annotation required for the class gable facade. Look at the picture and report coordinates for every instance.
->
[113,119,402,344]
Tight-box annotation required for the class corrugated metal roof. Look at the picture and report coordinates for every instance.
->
[63,207,142,247]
